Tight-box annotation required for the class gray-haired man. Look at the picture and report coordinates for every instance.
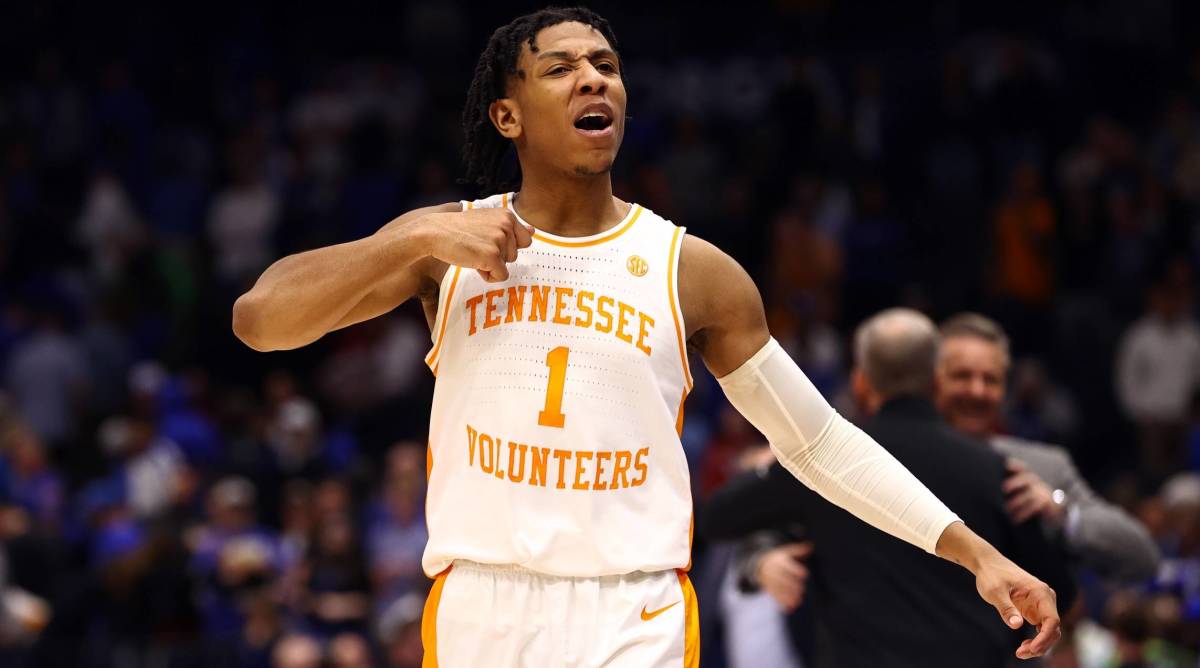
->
[936,313,1159,582]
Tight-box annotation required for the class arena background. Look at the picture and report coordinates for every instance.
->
[0,1,1198,666]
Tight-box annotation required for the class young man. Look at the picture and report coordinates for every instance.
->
[233,8,1061,666]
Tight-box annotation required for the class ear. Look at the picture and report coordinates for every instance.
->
[850,368,872,409]
[489,98,522,139]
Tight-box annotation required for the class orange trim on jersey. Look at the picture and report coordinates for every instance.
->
[667,226,694,390]
[501,192,508,208]
[424,266,463,374]
[466,200,475,210]
[532,205,644,248]
[684,512,694,572]
[426,444,433,481]
[677,571,700,668]
[674,389,688,437]
[421,568,450,667]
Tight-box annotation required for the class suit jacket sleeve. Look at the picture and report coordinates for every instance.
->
[1049,450,1160,582]
[703,462,807,541]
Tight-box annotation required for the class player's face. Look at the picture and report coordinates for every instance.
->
[935,336,1007,438]
[506,22,626,178]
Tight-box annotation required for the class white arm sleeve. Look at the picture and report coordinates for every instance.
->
[718,338,961,554]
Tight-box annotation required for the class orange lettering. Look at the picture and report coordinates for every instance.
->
[483,289,504,329]
[552,287,574,325]
[596,296,615,333]
[529,447,550,487]
[507,442,527,483]
[631,447,649,487]
[529,286,552,321]
[493,435,504,479]
[575,291,595,328]
[593,451,612,490]
[636,312,654,356]
[611,450,632,489]
[479,434,494,473]
[505,286,527,323]
[466,295,484,335]
[573,451,594,490]
[616,302,635,344]
[467,425,478,466]
[552,449,572,490]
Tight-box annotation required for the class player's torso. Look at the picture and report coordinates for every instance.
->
[422,192,694,577]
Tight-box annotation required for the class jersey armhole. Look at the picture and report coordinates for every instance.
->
[424,265,463,375]
[667,226,694,391]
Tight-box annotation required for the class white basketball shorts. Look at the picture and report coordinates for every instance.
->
[421,561,699,667]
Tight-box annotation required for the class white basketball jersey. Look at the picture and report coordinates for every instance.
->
[422,192,694,578]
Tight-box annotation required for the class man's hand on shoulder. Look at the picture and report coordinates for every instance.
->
[1003,459,1066,526]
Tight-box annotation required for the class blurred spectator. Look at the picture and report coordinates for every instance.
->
[367,444,428,612]
[376,592,424,668]
[99,414,187,520]
[991,161,1055,351]
[0,421,65,530]
[3,298,89,448]
[696,407,759,500]
[207,133,281,286]
[329,632,373,668]
[272,633,322,668]
[75,170,146,284]
[1116,262,1200,477]
[267,398,325,479]
[190,476,281,637]
[302,512,370,639]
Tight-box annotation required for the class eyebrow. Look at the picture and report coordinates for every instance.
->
[535,48,619,63]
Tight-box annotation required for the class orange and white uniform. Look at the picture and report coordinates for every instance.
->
[421,192,699,667]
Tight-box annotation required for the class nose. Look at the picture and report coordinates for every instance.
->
[967,377,988,398]
[577,61,607,96]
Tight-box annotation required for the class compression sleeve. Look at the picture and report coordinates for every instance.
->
[717,337,961,554]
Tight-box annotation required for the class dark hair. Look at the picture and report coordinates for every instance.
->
[461,7,620,194]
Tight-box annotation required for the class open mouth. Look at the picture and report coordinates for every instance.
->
[573,109,614,134]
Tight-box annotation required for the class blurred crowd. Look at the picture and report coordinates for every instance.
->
[1,1,1200,666]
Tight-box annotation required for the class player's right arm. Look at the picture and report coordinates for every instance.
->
[232,203,532,352]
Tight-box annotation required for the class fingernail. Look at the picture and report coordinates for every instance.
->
[1009,615,1022,626]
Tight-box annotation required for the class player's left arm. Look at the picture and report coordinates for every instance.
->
[679,234,1061,660]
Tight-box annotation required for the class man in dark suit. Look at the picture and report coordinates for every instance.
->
[704,308,1075,668]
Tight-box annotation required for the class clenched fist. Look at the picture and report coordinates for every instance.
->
[421,208,534,282]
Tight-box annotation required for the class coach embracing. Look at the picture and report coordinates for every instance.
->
[704,309,1076,668]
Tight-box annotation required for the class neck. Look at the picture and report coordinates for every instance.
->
[513,164,627,237]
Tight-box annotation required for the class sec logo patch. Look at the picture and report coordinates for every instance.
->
[626,255,649,277]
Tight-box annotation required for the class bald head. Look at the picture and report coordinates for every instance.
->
[854,308,939,401]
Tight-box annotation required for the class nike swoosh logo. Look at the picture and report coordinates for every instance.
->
[640,601,680,621]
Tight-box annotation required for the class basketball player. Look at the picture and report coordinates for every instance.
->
[232,8,1061,666]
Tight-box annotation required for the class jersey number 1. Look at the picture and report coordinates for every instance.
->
[538,346,569,428]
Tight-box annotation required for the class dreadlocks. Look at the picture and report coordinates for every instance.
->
[461,7,620,194]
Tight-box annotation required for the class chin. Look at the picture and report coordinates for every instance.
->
[572,160,614,177]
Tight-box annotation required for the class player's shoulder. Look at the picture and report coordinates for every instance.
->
[678,232,748,286]
[676,230,763,333]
